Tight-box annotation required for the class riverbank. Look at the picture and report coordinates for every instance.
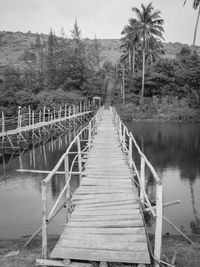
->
[116,102,200,122]
[0,234,199,267]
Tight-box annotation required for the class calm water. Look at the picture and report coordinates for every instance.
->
[0,122,200,239]
[126,121,200,235]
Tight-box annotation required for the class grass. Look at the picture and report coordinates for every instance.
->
[0,235,199,267]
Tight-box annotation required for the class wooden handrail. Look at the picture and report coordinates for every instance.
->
[41,106,104,260]
[111,106,163,266]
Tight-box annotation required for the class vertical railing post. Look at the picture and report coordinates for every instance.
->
[1,111,5,146]
[154,182,163,267]
[43,106,46,123]
[64,104,67,118]
[39,110,42,123]
[48,110,50,121]
[80,101,82,113]
[77,136,82,181]
[32,110,34,126]
[88,121,91,149]
[41,182,47,260]
[129,135,132,167]
[64,154,70,222]
[69,107,71,119]
[60,106,62,120]
[119,121,122,143]
[54,107,56,120]
[140,156,145,204]
[29,105,31,126]
[122,125,126,150]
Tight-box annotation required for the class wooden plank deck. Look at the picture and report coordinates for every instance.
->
[50,109,150,265]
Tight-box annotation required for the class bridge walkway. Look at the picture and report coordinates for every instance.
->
[50,109,150,265]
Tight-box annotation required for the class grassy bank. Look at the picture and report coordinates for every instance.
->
[0,234,200,267]
[115,102,200,122]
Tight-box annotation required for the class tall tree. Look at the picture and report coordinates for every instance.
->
[184,0,200,48]
[132,3,164,100]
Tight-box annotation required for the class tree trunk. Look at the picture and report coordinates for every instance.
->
[141,48,145,101]
[193,5,200,49]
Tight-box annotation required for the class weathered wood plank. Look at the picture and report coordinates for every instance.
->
[62,227,145,235]
[50,248,150,264]
[56,238,149,252]
[60,234,147,243]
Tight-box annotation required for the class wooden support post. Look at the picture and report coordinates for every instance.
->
[48,110,50,121]
[64,104,67,118]
[41,183,47,260]
[88,121,91,149]
[32,110,34,126]
[154,183,163,267]
[77,136,82,182]
[29,105,31,126]
[119,121,122,143]
[123,124,126,149]
[68,107,71,118]
[60,106,62,119]
[39,110,41,123]
[129,135,132,167]
[43,106,46,123]
[54,107,56,120]
[140,156,145,205]
[1,111,5,147]
[80,101,82,113]
[18,106,21,128]
[64,155,70,222]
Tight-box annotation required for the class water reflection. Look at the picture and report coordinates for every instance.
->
[0,125,87,238]
[126,121,200,234]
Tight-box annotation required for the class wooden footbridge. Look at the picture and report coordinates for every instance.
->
[28,106,165,267]
[0,100,95,153]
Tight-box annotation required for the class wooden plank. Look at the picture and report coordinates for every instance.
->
[66,219,143,228]
[50,247,150,264]
[74,201,139,209]
[60,234,147,243]
[69,214,141,222]
[36,259,93,267]
[72,193,136,201]
[72,208,140,216]
[62,227,145,236]
[56,238,149,252]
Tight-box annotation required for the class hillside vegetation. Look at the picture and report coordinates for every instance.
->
[0,30,199,69]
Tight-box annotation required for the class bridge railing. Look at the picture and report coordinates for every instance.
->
[111,107,163,267]
[40,106,104,259]
[0,100,94,134]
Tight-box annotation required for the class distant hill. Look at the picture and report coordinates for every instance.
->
[0,31,199,69]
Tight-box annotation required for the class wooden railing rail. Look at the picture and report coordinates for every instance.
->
[41,106,104,260]
[0,100,95,134]
[110,107,163,267]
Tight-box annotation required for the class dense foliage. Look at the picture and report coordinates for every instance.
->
[0,23,109,116]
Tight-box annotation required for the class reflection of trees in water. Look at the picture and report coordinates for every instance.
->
[127,121,200,184]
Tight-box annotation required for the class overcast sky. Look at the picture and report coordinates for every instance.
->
[0,0,199,45]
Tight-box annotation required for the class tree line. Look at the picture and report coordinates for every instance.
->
[116,2,200,111]
[0,21,111,116]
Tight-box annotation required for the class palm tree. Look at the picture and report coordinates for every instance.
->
[121,19,140,78]
[184,0,200,48]
[132,3,164,100]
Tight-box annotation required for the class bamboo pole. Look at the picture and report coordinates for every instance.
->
[77,136,82,182]
[43,106,46,123]
[140,157,145,205]
[29,105,31,126]
[154,183,163,267]
[88,121,91,149]
[129,135,132,167]
[41,183,47,260]
[64,155,70,222]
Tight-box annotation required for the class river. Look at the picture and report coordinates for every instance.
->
[0,121,199,239]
